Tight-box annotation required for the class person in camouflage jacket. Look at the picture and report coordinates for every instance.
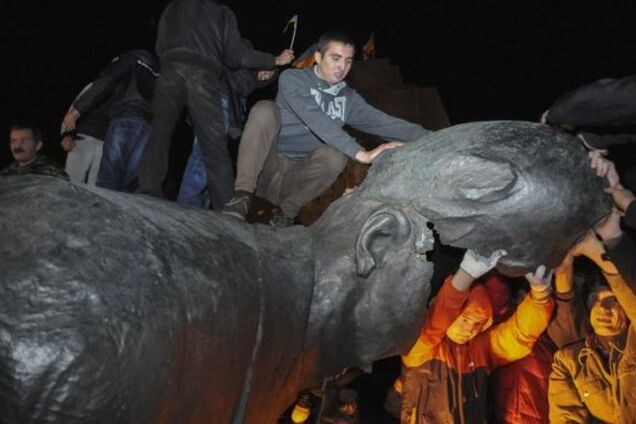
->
[2,122,68,180]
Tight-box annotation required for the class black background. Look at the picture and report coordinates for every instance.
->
[3,0,635,168]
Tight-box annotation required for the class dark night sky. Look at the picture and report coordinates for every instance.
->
[3,0,635,168]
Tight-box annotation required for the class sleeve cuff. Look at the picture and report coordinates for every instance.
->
[441,274,472,301]
[555,289,575,302]
[530,286,553,304]
[343,143,364,160]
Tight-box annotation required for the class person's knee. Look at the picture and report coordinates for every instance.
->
[314,147,348,176]
[249,100,280,127]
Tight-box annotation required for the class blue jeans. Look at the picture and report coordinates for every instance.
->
[178,98,229,208]
[97,117,151,192]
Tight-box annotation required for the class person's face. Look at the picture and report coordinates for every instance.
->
[314,42,355,85]
[589,290,628,336]
[10,129,41,166]
[446,310,487,344]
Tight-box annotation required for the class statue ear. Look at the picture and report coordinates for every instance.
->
[355,207,412,278]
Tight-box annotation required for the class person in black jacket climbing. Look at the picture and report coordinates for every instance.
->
[137,0,294,209]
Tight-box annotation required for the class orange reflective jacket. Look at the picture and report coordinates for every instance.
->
[401,275,554,424]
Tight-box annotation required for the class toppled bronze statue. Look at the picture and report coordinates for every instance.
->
[0,121,609,423]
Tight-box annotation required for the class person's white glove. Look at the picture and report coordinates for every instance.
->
[459,249,507,279]
[525,265,553,303]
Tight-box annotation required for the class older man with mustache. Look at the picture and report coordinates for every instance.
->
[2,121,67,179]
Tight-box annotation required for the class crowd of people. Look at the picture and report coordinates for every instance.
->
[376,76,636,424]
[3,0,636,422]
[388,191,636,424]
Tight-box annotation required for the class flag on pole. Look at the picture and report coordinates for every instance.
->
[283,14,299,50]
[362,33,375,61]
[292,43,317,69]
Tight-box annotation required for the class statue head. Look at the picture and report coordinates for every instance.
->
[357,121,611,275]
[303,121,610,385]
[305,197,435,385]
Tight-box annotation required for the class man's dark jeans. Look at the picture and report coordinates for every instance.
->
[178,98,230,208]
[97,116,150,192]
[138,62,232,210]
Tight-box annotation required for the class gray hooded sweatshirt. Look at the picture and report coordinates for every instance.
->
[275,66,429,159]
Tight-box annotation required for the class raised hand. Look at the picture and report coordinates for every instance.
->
[459,249,508,280]
[525,265,553,302]
[275,49,295,66]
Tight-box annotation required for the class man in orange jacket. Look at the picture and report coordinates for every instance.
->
[401,249,555,424]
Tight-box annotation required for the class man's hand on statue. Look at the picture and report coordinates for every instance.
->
[571,223,619,275]
[605,185,635,213]
[539,110,549,124]
[343,186,358,196]
[589,152,618,185]
[355,142,403,164]
[60,135,76,152]
[275,49,295,66]
[588,149,609,161]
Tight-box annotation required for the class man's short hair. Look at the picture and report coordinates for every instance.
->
[316,30,355,55]
[9,121,43,143]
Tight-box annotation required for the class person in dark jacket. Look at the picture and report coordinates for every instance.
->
[177,39,278,209]
[588,153,636,285]
[541,75,636,150]
[3,122,68,179]
[59,83,110,185]
[61,50,159,192]
[136,0,294,209]
[222,30,429,226]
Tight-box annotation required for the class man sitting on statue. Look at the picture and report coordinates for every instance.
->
[222,30,430,227]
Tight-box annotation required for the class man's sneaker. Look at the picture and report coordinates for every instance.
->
[222,191,252,220]
[269,210,295,228]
